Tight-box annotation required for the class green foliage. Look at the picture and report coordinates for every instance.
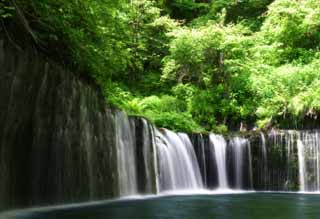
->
[149,112,202,133]
[162,22,256,128]
[0,0,14,19]
[104,82,137,112]
[159,0,320,130]
[248,0,320,128]
[161,0,210,21]
[253,57,320,126]
[193,0,274,30]
[104,81,202,132]
[163,23,251,84]
[171,83,196,103]
[136,94,203,132]
[257,0,320,64]
[6,0,320,132]
[189,89,218,130]
[11,0,130,81]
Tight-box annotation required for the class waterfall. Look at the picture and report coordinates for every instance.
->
[286,131,296,190]
[137,119,159,194]
[115,112,138,196]
[148,122,160,194]
[248,141,253,189]
[209,134,229,189]
[297,139,306,191]
[178,133,203,188]
[260,133,268,187]
[200,134,207,187]
[231,137,244,189]
[156,129,203,192]
[297,131,320,192]
[230,137,252,189]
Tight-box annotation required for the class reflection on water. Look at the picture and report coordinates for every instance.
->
[3,193,320,219]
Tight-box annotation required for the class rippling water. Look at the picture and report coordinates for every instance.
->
[3,193,320,219]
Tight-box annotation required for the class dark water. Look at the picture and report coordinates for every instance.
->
[5,193,320,219]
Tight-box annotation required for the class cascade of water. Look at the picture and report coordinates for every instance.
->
[230,137,251,189]
[156,130,175,191]
[199,134,207,187]
[286,131,296,190]
[140,119,154,193]
[248,141,253,189]
[209,134,229,189]
[178,133,204,187]
[317,133,320,191]
[297,131,320,192]
[261,133,267,164]
[260,132,268,187]
[297,138,306,191]
[156,129,203,192]
[148,123,160,194]
[115,111,138,196]
[268,130,284,190]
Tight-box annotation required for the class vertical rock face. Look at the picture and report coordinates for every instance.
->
[0,39,115,210]
[250,131,299,191]
[0,40,158,211]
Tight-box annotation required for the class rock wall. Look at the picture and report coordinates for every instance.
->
[0,39,157,211]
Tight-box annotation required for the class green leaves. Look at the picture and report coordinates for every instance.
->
[160,21,256,129]
[0,0,15,19]
[253,57,320,127]
[258,0,320,64]
[7,0,320,131]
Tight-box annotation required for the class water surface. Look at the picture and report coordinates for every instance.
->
[5,193,320,219]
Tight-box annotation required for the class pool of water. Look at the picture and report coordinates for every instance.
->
[4,193,320,219]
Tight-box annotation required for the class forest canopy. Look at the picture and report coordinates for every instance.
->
[2,0,320,132]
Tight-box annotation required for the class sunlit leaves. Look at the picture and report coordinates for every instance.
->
[0,0,14,18]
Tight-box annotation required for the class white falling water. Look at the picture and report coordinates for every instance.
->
[178,132,203,188]
[260,132,268,187]
[316,133,320,191]
[260,132,267,163]
[199,134,207,186]
[248,141,253,189]
[148,122,160,194]
[297,139,306,191]
[230,137,252,189]
[297,131,320,192]
[141,119,157,193]
[156,129,203,192]
[115,111,138,196]
[209,134,229,189]
[286,131,296,189]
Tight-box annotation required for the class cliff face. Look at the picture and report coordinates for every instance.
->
[0,39,158,211]
[0,38,113,210]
